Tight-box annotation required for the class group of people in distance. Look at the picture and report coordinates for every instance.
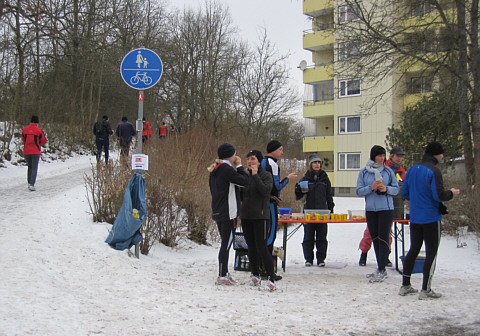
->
[208,139,460,299]
[93,116,181,164]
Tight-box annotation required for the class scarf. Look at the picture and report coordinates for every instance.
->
[389,161,400,173]
[365,159,385,181]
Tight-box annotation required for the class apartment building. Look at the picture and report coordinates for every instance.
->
[301,0,448,195]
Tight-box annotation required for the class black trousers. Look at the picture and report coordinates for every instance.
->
[242,219,275,282]
[302,222,328,263]
[216,219,235,277]
[366,210,394,272]
[25,154,40,186]
[402,221,441,291]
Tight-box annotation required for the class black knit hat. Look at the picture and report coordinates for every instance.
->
[217,143,236,159]
[31,115,39,124]
[370,145,386,161]
[267,140,282,154]
[247,149,263,163]
[425,141,445,156]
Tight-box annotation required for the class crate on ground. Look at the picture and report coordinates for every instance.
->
[234,250,278,273]
[400,255,426,274]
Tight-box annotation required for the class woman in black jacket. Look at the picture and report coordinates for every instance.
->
[295,154,334,267]
[241,150,276,292]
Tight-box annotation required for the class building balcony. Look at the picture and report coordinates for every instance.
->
[303,0,334,16]
[404,8,456,31]
[303,135,334,152]
[403,92,434,109]
[403,52,448,73]
[303,64,334,84]
[303,100,334,118]
[303,29,334,51]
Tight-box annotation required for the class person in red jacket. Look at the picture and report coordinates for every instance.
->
[358,146,406,266]
[141,117,153,143]
[22,115,47,191]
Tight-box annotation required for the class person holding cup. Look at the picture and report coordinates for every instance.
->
[356,145,399,283]
[294,154,334,267]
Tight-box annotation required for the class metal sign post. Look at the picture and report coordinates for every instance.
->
[120,48,163,258]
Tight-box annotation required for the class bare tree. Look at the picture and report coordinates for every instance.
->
[233,28,300,144]
[336,0,480,183]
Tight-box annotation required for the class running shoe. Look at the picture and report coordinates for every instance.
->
[398,285,418,296]
[259,280,276,292]
[419,289,442,300]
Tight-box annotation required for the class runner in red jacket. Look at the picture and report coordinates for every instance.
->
[22,115,47,191]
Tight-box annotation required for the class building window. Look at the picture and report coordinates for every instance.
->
[339,116,361,134]
[339,153,361,170]
[338,42,361,61]
[411,1,434,17]
[411,76,433,94]
[339,79,361,97]
[338,3,361,23]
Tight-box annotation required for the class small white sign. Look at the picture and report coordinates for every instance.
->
[131,154,148,170]
[0,122,5,136]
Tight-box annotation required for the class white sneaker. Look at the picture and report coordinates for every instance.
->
[419,289,442,300]
[259,280,276,292]
[28,184,36,191]
[249,274,261,287]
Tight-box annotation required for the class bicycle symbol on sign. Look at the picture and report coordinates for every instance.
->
[130,71,153,86]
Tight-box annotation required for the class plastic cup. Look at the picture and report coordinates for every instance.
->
[299,181,308,193]
[305,214,311,221]
[315,214,321,221]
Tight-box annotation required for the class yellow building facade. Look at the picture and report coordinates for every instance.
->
[301,0,442,195]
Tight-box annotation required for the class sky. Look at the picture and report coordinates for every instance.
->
[1,153,480,335]
[171,0,312,117]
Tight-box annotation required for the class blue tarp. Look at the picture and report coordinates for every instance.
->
[105,173,146,250]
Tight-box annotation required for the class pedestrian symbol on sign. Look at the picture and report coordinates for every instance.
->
[120,48,163,90]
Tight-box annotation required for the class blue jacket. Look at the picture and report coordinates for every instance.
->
[402,154,453,224]
[356,165,399,211]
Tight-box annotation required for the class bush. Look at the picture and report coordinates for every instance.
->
[84,161,131,224]
[442,176,480,249]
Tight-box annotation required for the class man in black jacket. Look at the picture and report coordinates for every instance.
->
[208,143,249,285]
[93,115,113,163]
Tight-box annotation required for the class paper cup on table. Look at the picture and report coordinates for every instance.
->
[315,214,321,221]
[305,214,311,221]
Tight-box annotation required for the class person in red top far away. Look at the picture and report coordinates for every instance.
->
[358,147,406,267]
[159,121,167,138]
[141,117,153,143]
[22,115,47,191]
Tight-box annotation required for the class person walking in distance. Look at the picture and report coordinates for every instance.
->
[356,145,399,283]
[241,150,276,291]
[261,140,297,280]
[115,116,136,158]
[208,143,249,286]
[159,122,167,139]
[141,117,153,143]
[358,146,406,267]
[399,141,460,299]
[93,115,113,164]
[22,115,47,191]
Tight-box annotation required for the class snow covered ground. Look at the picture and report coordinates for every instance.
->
[1,155,480,336]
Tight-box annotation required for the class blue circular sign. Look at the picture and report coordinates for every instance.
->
[120,48,163,90]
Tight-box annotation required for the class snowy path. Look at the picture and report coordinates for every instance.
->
[0,157,480,335]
